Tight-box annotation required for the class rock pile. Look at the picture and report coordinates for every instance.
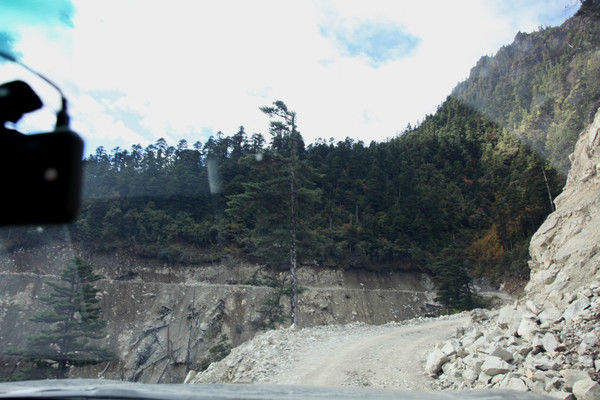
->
[427,287,600,399]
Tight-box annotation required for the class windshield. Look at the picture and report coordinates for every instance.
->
[1,0,598,396]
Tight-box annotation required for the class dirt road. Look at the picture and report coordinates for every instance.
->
[189,314,471,391]
[273,316,471,391]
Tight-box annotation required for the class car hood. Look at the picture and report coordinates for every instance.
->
[0,379,554,399]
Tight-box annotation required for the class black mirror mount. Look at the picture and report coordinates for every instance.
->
[0,51,84,225]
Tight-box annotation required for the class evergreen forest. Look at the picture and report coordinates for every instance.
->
[8,1,600,310]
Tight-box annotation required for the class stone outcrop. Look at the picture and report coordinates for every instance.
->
[526,107,600,308]
[0,244,434,383]
[426,108,600,398]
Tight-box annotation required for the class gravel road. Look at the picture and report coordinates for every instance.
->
[188,313,471,392]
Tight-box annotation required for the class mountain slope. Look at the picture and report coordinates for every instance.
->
[30,0,598,310]
[453,0,600,174]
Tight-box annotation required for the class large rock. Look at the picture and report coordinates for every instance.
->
[498,306,522,335]
[577,332,597,355]
[461,328,483,346]
[490,346,514,362]
[541,332,560,354]
[572,377,600,400]
[562,297,591,322]
[538,305,562,326]
[526,354,559,371]
[425,348,448,375]
[517,318,539,341]
[560,369,590,392]
[480,356,511,376]
[440,339,461,356]
[504,377,528,391]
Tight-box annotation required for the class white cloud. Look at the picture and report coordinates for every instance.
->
[4,0,579,152]
[70,93,147,151]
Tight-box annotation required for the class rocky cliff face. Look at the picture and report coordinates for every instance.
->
[0,244,435,383]
[526,107,600,308]
[427,108,600,399]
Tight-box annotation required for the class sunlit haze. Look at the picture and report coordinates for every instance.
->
[0,0,580,153]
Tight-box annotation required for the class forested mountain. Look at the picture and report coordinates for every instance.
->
[10,2,599,310]
[453,0,600,174]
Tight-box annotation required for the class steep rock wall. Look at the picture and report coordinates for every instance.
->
[526,107,600,307]
[0,244,434,383]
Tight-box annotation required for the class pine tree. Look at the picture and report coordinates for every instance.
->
[227,101,320,326]
[432,248,474,311]
[260,101,301,325]
[12,257,113,379]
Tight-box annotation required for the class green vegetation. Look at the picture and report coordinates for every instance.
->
[453,0,600,174]
[70,97,560,312]
[7,257,113,380]
[244,271,306,329]
[195,334,231,372]
[11,2,594,311]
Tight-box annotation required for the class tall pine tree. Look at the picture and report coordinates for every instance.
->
[227,101,320,325]
[12,257,113,379]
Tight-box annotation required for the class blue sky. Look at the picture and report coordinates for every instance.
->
[320,21,421,66]
[0,0,581,154]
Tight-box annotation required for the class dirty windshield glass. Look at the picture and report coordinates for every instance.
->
[1,1,600,398]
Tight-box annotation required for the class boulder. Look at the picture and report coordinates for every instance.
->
[517,318,539,340]
[490,346,514,362]
[481,356,511,376]
[490,373,505,386]
[470,335,488,351]
[526,354,559,371]
[497,305,513,328]
[498,306,523,335]
[504,377,528,391]
[425,348,448,375]
[579,355,594,368]
[516,345,534,357]
[506,335,519,346]
[573,377,600,400]
[545,376,562,391]
[531,370,552,383]
[577,332,597,355]
[542,332,561,354]
[538,305,562,325]
[442,362,461,379]
[461,328,483,347]
[470,308,490,323]
[547,392,576,400]
[440,339,461,356]
[463,354,484,374]
[560,369,590,392]
[462,368,478,384]
[478,371,492,384]
[562,297,590,322]
[525,300,540,314]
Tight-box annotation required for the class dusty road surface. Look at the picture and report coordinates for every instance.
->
[280,316,470,391]
[297,316,470,390]
[190,314,471,392]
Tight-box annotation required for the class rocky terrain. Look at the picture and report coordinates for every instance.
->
[184,107,600,399]
[0,243,435,383]
[185,314,471,390]
[426,108,600,399]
